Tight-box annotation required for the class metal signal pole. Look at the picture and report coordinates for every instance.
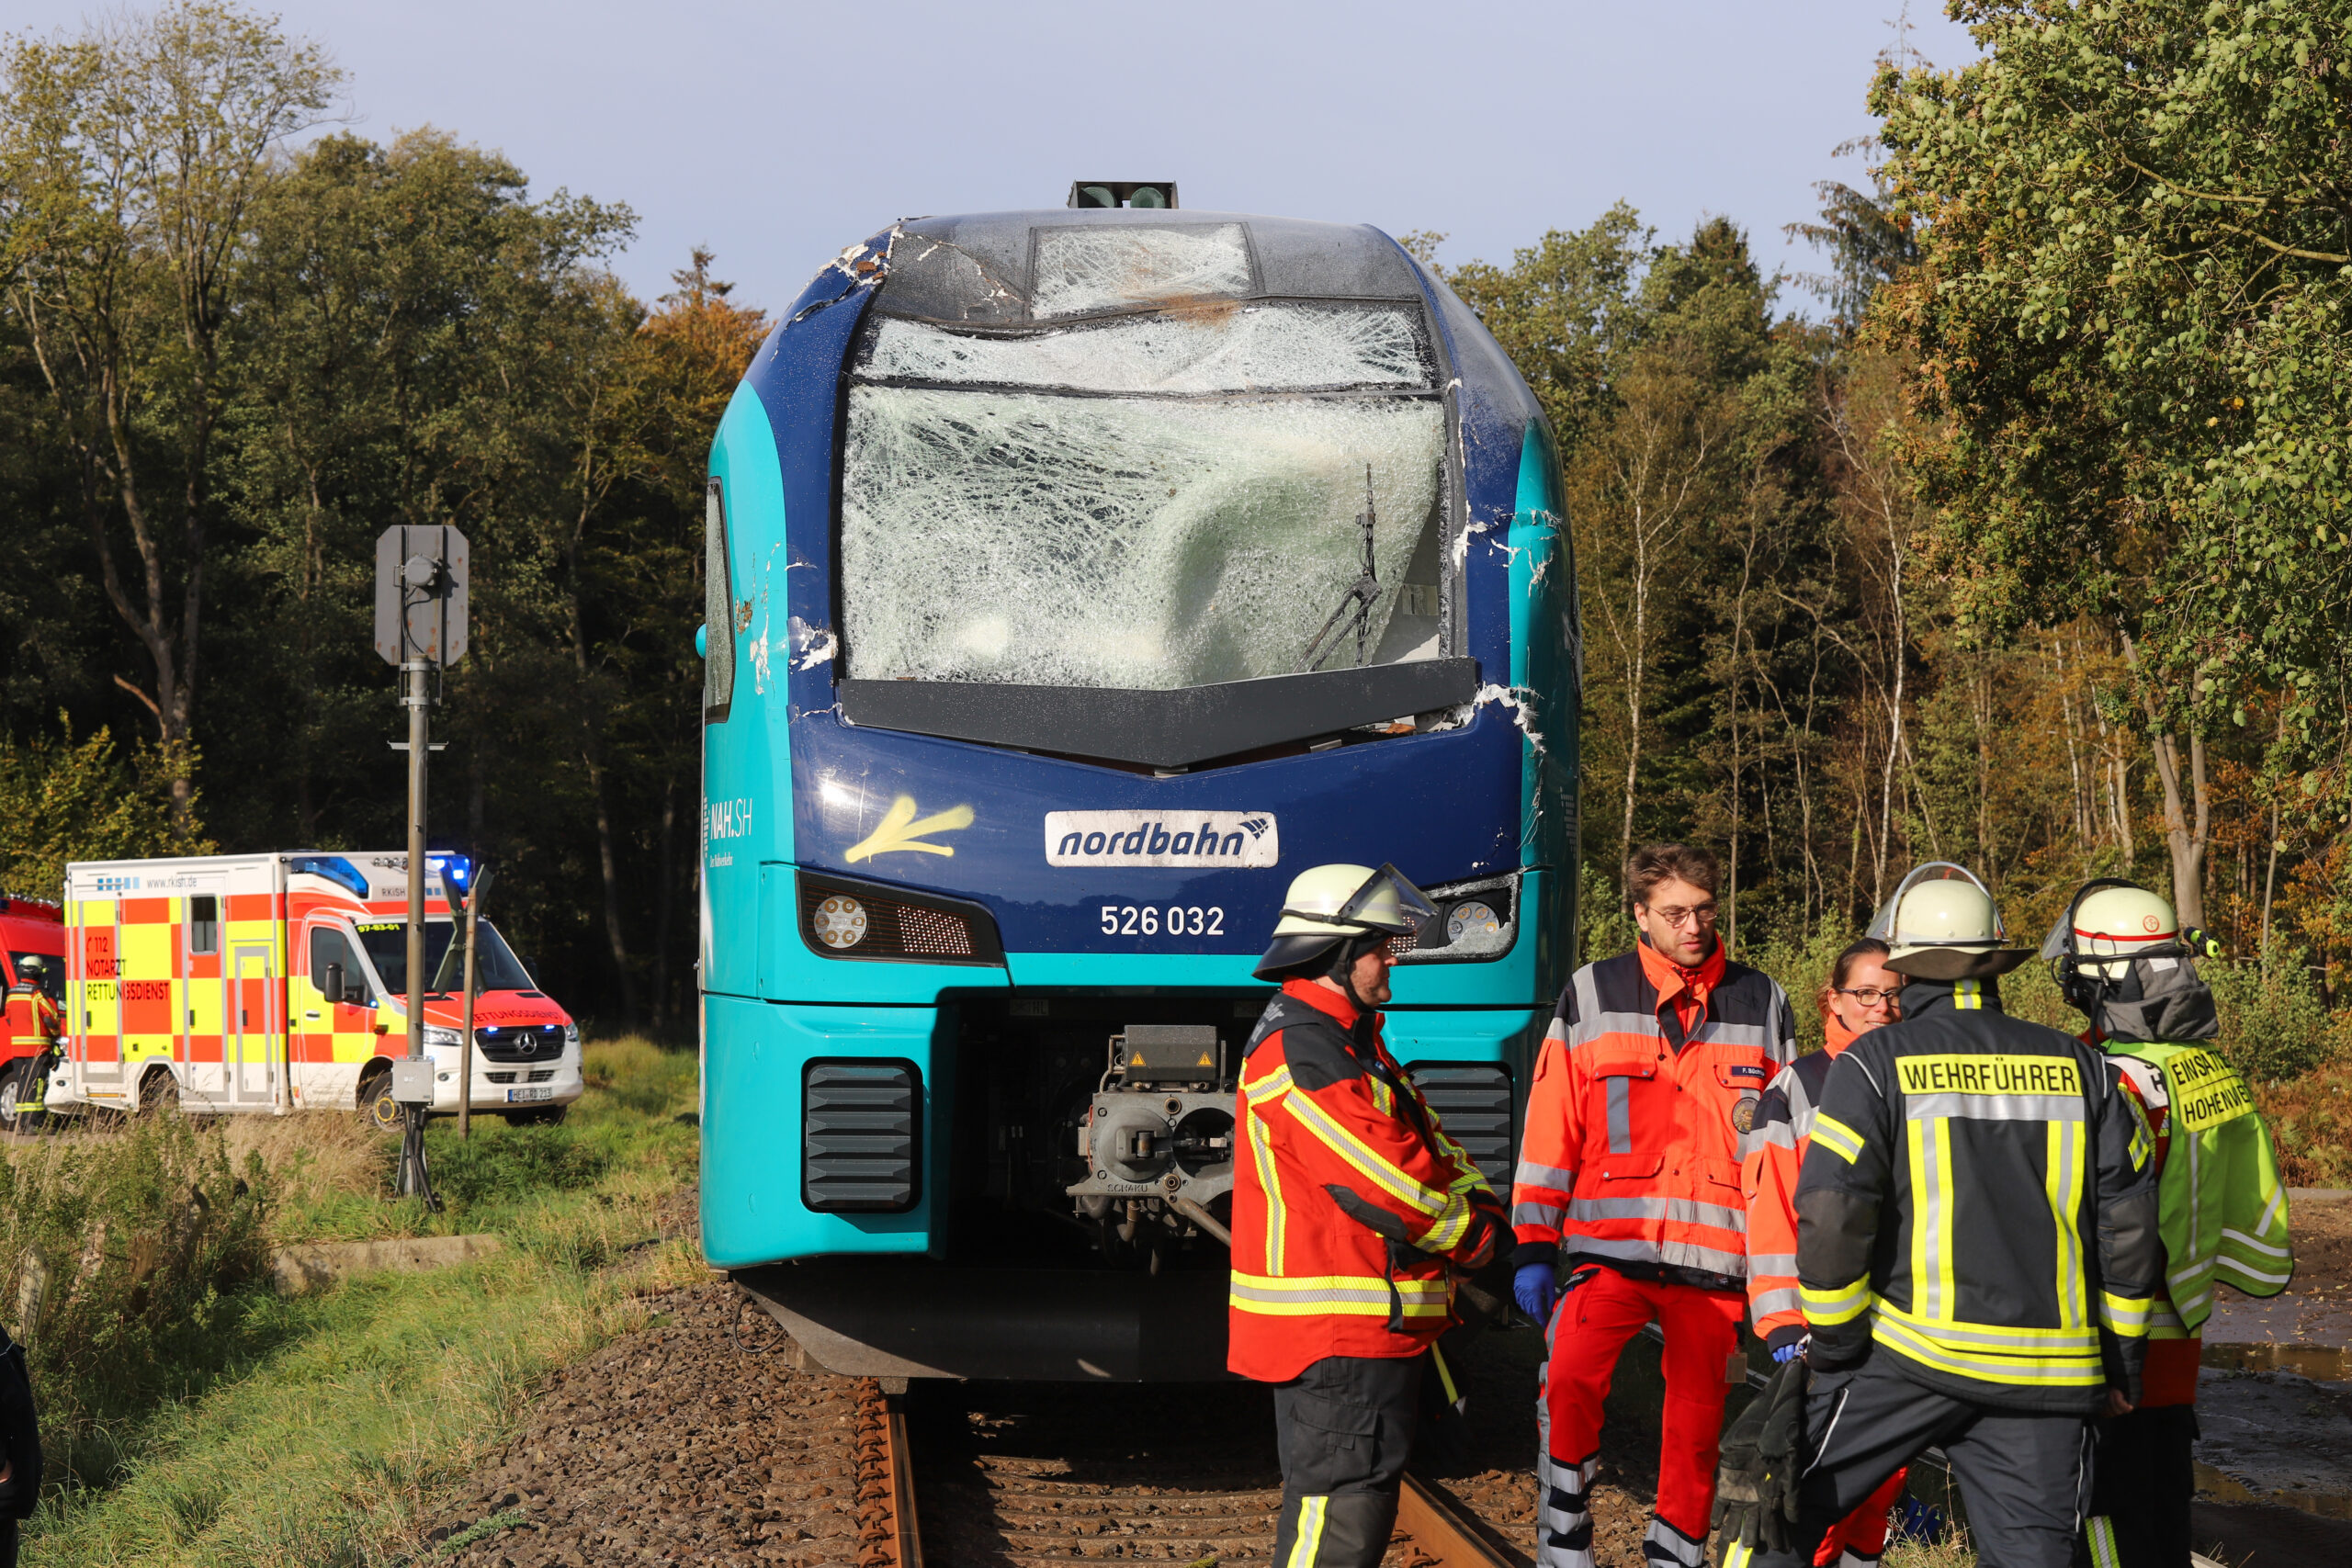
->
[458,863,493,1141]
[377,525,469,1207]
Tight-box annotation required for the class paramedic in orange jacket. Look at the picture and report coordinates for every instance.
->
[1231,863,1507,1568]
[1510,843,1795,1568]
[1741,938,1911,1568]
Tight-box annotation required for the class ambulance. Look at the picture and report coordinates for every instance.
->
[1,895,66,1133]
[50,852,583,1125]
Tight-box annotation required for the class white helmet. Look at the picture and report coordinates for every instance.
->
[1866,863,2030,979]
[1254,863,1435,980]
[2042,882,2178,982]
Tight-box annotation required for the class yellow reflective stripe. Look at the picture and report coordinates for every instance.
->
[1953,979,1983,1010]
[1723,1541,1754,1568]
[1907,1115,1956,1321]
[1874,1299,2100,1350]
[1230,1271,1450,1317]
[1871,1313,2104,1385]
[1287,1495,1328,1568]
[1420,1190,1474,1252]
[1243,1064,1294,1106]
[2087,1517,2121,1568]
[1802,1278,1873,1325]
[1810,1113,1865,1164]
[2100,1291,2154,1337]
[1431,1342,1460,1406]
[1247,1104,1285,1274]
[1232,1270,1451,1295]
[2048,1117,2087,1329]
[2124,1092,2153,1171]
[1284,1091,1446,1216]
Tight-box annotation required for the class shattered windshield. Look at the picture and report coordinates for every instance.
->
[841,287,1449,692]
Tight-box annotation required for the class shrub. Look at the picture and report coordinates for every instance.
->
[2207,949,2343,1084]
[407,1122,612,1209]
[2253,1055,2352,1189]
[0,1114,272,1485]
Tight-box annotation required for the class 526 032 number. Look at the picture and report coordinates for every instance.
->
[1101,905,1226,938]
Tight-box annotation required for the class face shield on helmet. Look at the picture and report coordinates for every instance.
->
[1254,863,1436,982]
[1866,862,2030,979]
[2041,880,2179,982]
[2043,878,2219,1041]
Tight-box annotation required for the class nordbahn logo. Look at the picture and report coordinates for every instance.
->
[1046,810,1279,868]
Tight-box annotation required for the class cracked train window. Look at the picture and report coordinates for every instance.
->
[840,237,1449,693]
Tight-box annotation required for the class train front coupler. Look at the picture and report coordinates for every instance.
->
[1068,1025,1235,1264]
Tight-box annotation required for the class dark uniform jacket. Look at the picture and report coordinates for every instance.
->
[1792,976,2162,1415]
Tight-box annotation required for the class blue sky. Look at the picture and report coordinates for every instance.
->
[11,1,1979,314]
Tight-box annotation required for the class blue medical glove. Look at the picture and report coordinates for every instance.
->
[1513,1259,1557,1323]
[1771,1340,1804,1364]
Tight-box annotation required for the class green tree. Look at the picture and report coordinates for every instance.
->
[1871,0,2352,930]
[0,4,337,823]
[0,718,208,896]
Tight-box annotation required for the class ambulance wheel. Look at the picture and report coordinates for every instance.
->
[503,1104,568,1128]
[360,1070,402,1134]
[0,1059,46,1139]
[137,1069,179,1116]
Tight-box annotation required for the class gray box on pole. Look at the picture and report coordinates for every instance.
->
[375,525,469,666]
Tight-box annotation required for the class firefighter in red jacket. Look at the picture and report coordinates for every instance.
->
[1231,863,1507,1568]
[1741,938,1910,1568]
[1510,843,1795,1568]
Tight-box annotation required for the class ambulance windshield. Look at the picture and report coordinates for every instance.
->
[352,919,535,995]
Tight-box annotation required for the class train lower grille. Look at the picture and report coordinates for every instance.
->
[1406,1062,1513,1189]
[802,1060,921,1213]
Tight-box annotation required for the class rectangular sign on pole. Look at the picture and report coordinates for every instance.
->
[374,525,469,666]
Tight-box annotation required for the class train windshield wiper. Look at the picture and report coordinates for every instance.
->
[1299,467,1382,672]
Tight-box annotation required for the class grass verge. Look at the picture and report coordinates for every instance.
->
[17,1032,701,1566]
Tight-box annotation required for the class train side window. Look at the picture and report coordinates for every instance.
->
[187,896,220,956]
[704,476,734,722]
[309,928,356,997]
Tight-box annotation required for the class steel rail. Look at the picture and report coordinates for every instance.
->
[1398,1472,1521,1568]
[853,1378,926,1568]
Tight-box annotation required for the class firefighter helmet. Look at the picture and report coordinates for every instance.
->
[2042,878,2219,1040]
[2041,881,2179,982]
[1867,862,2030,979]
[1253,863,1436,981]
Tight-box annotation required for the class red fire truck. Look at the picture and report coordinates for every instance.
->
[49,852,582,1125]
[1,895,66,1134]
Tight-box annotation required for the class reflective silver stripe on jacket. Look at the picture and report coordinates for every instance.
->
[1569,1195,1747,1231]
[1567,1232,1748,1278]
[1905,1091,2085,1122]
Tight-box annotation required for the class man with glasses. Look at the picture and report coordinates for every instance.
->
[1511,844,1795,1568]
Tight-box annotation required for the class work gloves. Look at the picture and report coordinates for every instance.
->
[1513,1259,1557,1323]
[1713,1351,1807,1555]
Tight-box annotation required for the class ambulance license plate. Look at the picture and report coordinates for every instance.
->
[505,1086,554,1103]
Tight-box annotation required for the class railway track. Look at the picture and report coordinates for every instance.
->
[853,1375,1523,1568]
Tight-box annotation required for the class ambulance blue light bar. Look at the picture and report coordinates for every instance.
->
[288,855,370,900]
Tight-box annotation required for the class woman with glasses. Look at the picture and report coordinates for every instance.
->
[1740,938,1909,1568]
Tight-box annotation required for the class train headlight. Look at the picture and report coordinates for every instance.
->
[812,895,869,950]
[1445,900,1502,945]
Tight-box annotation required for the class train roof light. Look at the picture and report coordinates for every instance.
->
[1068,181,1177,209]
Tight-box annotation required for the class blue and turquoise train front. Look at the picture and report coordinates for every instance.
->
[698,206,1577,1381]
